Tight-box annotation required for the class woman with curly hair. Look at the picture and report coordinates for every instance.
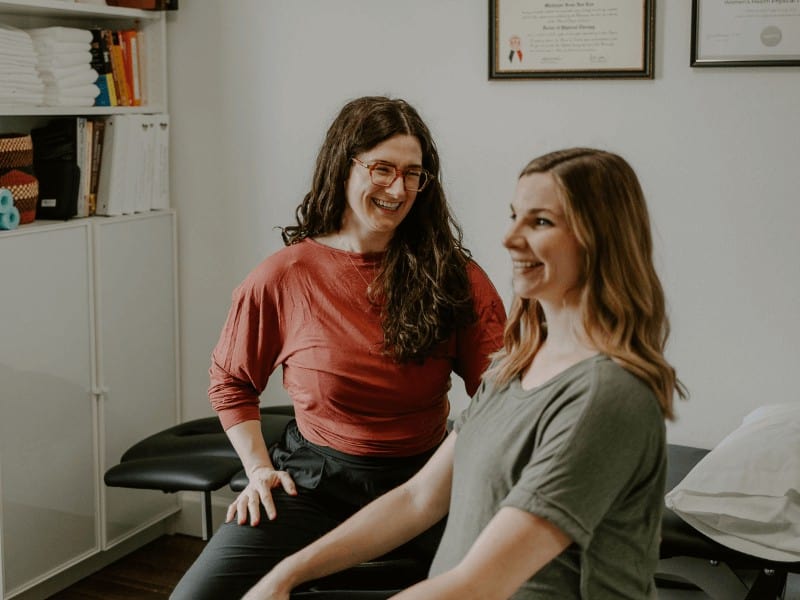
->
[171,96,506,599]
[242,147,685,600]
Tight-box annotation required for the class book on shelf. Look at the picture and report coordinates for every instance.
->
[96,114,129,215]
[95,113,170,216]
[89,28,116,107]
[120,29,142,107]
[152,113,169,210]
[137,114,168,212]
[105,0,180,9]
[106,0,157,8]
[82,119,93,216]
[75,117,89,217]
[87,117,106,216]
[126,114,147,214]
[104,30,131,107]
[136,27,147,105]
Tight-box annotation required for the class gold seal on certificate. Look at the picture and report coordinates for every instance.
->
[692,0,800,67]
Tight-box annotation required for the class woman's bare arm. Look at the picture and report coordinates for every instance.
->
[389,506,571,600]
[241,433,457,600]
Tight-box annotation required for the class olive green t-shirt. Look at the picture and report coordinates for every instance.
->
[429,355,666,599]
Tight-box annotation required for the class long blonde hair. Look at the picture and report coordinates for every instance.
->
[486,148,685,419]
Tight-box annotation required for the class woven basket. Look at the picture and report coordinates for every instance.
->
[0,133,38,224]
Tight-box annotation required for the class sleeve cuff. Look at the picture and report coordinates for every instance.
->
[217,406,262,431]
[501,489,591,549]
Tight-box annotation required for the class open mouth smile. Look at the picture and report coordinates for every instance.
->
[372,197,402,211]
[513,260,543,270]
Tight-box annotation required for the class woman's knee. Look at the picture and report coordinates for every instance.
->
[172,494,340,599]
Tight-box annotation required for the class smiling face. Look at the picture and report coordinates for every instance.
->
[340,134,422,251]
[504,172,584,306]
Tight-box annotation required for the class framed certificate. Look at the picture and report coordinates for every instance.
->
[489,0,655,79]
[692,0,800,67]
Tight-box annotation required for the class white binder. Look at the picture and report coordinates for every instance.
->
[95,114,130,216]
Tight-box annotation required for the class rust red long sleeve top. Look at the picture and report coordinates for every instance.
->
[209,239,506,457]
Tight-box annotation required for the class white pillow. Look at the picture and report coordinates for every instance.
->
[665,404,800,562]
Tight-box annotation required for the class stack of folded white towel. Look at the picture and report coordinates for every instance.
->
[28,26,99,107]
[0,25,45,106]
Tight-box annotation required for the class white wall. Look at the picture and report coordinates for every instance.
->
[167,1,800,448]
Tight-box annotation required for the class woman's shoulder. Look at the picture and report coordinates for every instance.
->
[587,356,664,424]
[593,356,654,392]
[465,258,491,282]
[239,240,327,293]
[465,259,504,301]
[251,239,325,274]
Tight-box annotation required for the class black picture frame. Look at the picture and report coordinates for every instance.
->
[489,0,655,80]
[691,0,800,67]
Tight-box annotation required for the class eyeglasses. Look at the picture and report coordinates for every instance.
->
[351,157,432,193]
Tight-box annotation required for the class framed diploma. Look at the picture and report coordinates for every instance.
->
[691,0,800,67]
[489,0,655,79]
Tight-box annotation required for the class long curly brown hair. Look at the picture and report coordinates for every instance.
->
[486,148,686,418]
[281,96,475,362]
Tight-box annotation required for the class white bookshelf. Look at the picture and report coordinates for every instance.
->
[0,0,159,19]
[0,2,179,598]
[0,0,167,115]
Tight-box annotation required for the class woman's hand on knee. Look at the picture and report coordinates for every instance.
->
[226,466,297,526]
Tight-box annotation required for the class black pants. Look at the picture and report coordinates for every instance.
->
[171,421,443,600]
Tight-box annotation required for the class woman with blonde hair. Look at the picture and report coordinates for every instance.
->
[243,147,685,600]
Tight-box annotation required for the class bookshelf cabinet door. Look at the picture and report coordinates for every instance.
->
[94,212,179,547]
[0,224,99,597]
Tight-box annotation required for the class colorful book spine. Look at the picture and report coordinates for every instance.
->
[88,117,106,216]
[105,30,131,107]
[91,27,118,106]
[121,29,142,106]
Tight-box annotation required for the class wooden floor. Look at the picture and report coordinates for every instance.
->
[42,533,800,599]
[47,534,205,599]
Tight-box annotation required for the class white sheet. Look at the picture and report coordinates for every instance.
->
[665,404,800,562]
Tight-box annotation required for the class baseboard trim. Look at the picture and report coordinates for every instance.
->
[9,521,172,600]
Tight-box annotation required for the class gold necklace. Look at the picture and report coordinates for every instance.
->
[344,251,376,290]
[334,233,379,290]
